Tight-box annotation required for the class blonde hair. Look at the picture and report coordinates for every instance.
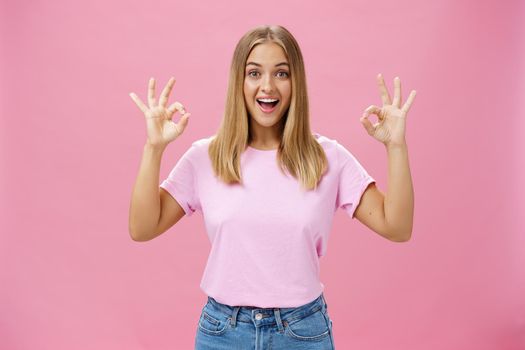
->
[208,24,327,191]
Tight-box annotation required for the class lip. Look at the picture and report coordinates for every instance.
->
[255,100,281,114]
[256,96,280,99]
[257,99,279,114]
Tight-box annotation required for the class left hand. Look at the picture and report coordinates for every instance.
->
[360,74,416,147]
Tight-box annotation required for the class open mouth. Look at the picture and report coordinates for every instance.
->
[257,98,279,113]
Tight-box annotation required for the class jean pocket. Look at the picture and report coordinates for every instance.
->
[197,306,231,336]
[284,307,331,342]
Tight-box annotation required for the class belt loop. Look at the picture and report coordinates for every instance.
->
[273,308,285,333]
[230,306,240,327]
[320,293,327,313]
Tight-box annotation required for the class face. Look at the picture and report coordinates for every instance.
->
[243,42,292,134]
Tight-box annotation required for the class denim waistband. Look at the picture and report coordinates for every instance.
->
[205,293,328,331]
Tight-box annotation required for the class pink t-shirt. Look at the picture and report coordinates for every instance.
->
[160,133,375,308]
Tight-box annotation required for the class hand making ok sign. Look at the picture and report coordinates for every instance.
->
[129,77,191,148]
[360,74,416,147]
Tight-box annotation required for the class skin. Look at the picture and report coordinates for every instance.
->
[242,42,417,242]
[244,42,292,150]
[354,74,416,242]
[128,77,191,241]
[129,77,191,148]
[128,56,416,243]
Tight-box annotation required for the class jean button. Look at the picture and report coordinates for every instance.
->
[255,313,263,320]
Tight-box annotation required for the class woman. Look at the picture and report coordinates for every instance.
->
[129,24,416,350]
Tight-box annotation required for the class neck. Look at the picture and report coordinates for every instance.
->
[248,118,284,149]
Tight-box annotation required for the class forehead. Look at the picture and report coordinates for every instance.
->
[246,42,288,66]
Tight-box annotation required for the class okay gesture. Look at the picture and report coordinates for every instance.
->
[360,74,417,147]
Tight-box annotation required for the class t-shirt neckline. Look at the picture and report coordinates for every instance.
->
[247,145,278,152]
[246,133,321,153]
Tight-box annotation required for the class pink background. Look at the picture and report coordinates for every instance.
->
[1,0,524,349]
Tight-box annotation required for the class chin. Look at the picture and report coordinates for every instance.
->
[251,114,285,128]
[255,117,279,127]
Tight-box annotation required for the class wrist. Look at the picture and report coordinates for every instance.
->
[144,141,167,153]
[385,141,408,151]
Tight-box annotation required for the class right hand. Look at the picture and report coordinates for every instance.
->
[129,77,191,148]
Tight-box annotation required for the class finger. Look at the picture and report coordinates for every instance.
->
[129,92,148,114]
[148,77,156,108]
[392,76,401,108]
[167,101,186,120]
[401,90,417,114]
[377,73,392,106]
[364,104,384,120]
[159,77,176,107]
[360,113,375,135]
[176,113,191,135]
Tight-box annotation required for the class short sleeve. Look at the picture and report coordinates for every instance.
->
[159,144,200,217]
[335,141,376,219]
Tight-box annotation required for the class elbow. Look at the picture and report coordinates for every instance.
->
[391,233,411,242]
[128,222,140,241]
[384,218,413,242]
[129,228,142,242]
[128,226,149,242]
[129,223,162,242]
[389,229,412,242]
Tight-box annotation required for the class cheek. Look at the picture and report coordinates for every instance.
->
[286,87,292,99]
[244,82,256,98]
[243,86,251,101]
[282,85,292,103]
[280,81,291,96]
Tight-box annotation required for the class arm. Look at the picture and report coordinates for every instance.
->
[354,74,416,242]
[128,76,191,241]
[354,146,413,242]
[384,143,413,240]
[128,143,185,241]
[128,143,164,241]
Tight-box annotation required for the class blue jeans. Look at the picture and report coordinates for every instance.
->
[194,293,335,349]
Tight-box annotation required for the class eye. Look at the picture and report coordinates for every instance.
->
[247,70,259,78]
[277,71,289,78]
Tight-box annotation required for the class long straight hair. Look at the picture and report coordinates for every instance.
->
[208,24,327,191]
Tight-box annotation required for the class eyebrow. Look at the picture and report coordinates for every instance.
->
[246,62,289,68]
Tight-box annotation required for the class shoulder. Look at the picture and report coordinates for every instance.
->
[312,132,352,163]
[313,132,338,153]
[313,132,369,176]
[190,134,215,149]
[178,135,215,165]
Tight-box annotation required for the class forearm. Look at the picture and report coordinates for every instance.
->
[384,143,414,241]
[128,143,166,240]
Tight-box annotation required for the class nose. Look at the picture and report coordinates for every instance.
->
[261,73,275,93]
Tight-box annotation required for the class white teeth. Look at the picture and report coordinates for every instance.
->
[257,98,278,103]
